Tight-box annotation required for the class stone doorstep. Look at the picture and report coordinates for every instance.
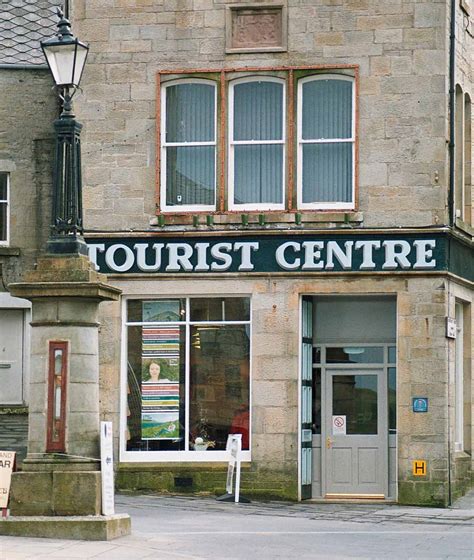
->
[0,514,131,541]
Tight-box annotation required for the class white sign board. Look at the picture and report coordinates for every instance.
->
[225,434,242,502]
[100,421,115,516]
[0,451,15,509]
[446,317,457,339]
[332,415,347,435]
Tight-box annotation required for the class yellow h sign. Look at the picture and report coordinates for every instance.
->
[413,460,427,476]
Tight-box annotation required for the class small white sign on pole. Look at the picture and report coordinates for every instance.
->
[0,451,15,510]
[332,415,347,435]
[100,421,115,516]
[225,434,242,503]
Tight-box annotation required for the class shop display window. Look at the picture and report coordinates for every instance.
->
[124,297,251,459]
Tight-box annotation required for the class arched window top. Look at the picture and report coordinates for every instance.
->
[299,74,354,141]
[163,79,217,144]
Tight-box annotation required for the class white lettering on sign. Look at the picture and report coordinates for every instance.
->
[0,451,15,509]
[275,241,300,269]
[354,240,381,269]
[87,239,438,273]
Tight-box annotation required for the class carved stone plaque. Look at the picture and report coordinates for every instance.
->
[227,6,287,52]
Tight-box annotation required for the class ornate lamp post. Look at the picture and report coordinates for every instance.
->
[1,11,129,539]
[41,8,89,254]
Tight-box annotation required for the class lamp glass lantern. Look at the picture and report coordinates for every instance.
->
[40,13,89,90]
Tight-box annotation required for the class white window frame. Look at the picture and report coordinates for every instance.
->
[228,76,286,211]
[296,74,355,211]
[120,295,252,463]
[454,302,464,452]
[0,172,10,246]
[160,79,217,213]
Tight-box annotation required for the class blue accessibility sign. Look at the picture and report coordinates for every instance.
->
[413,397,428,413]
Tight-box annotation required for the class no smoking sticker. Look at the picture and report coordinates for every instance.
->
[332,415,346,435]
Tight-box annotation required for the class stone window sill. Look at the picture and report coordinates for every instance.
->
[0,246,20,256]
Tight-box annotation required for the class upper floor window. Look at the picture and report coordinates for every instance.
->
[455,85,472,226]
[161,80,217,212]
[297,75,355,210]
[159,69,356,214]
[0,173,9,245]
[229,77,285,210]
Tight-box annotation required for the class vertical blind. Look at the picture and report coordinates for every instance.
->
[301,78,353,204]
[165,82,216,207]
[232,80,284,205]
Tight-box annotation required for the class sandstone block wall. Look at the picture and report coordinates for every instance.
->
[69,0,461,231]
[0,69,57,284]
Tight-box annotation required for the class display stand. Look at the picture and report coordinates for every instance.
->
[217,434,251,503]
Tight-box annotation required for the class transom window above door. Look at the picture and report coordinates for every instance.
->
[158,66,358,214]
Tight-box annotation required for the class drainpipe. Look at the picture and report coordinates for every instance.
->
[448,0,456,227]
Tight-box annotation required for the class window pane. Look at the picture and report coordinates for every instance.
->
[388,346,396,363]
[126,325,186,452]
[0,174,7,200]
[233,80,283,141]
[166,83,215,142]
[190,298,250,322]
[190,325,250,450]
[0,174,7,242]
[128,299,186,323]
[234,144,283,204]
[302,142,352,203]
[0,202,6,241]
[302,78,352,139]
[166,146,215,206]
[333,375,378,435]
[312,368,321,434]
[388,367,396,432]
[326,347,384,364]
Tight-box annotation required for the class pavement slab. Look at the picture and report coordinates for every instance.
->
[0,491,472,559]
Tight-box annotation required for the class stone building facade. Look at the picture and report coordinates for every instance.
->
[1,0,473,505]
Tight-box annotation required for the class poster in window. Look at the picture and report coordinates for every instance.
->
[141,412,180,440]
[143,300,182,322]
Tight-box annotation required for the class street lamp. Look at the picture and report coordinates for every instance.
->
[41,8,89,254]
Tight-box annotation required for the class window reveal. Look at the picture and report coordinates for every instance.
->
[125,297,251,456]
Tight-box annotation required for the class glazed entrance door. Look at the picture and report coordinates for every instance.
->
[0,309,24,404]
[324,368,387,497]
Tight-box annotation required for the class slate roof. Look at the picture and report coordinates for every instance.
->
[0,0,64,65]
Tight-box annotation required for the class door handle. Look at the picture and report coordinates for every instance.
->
[0,363,12,369]
[326,437,332,449]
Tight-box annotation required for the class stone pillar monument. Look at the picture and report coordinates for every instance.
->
[1,254,131,540]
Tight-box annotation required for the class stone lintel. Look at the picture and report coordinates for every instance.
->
[0,514,131,541]
[8,281,121,302]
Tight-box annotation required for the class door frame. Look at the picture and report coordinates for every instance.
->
[322,365,388,498]
[303,341,397,500]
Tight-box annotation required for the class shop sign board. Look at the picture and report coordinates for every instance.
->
[412,397,428,413]
[100,421,115,516]
[0,451,15,509]
[332,415,346,435]
[86,233,449,275]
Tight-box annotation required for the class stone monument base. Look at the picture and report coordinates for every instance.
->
[0,514,131,541]
[10,456,102,516]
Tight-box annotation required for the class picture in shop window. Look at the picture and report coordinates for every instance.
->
[126,297,250,453]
